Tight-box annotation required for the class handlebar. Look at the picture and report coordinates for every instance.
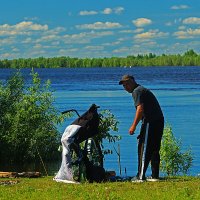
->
[61,109,80,117]
[62,104,100,117]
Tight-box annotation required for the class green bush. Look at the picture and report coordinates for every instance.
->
[0,70,64,164]
[97,109,121,154]
[160,125,193,176]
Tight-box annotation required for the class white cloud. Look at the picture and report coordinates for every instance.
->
[167,41,200,54]
[0,30,18,36]
[132,18,152,27]
[51,27,66,33]
[11,47,19,52]
[0,37,15,45]
[59,48,78,54]
[22,37,33,44]
[79,10,98,16]
[133,41,157,48]
[0,21,118,59]
[63,33,90,44]
[33,43,42,49]
[120,28,144,34]
[15,21,48,31]
[144,41,157,46]
[114,7,124,14]
[0,21,48,36]
[134,29,169,40]
[36,34,59,43]
[113,47,129,53]
[134,28,144,33]
[62,31,114,44]
[102,7,124,15]
[171,5,190,10]
[119,30,135,34]
[76,22,122,30]
[1,53,14,59]
[174,28,200,39]
[28,50,46,57]
[183,17,200,25]
[102,8,112,15]
[85,45,104,51]
[79,7,124,16]
[103,41,121,46]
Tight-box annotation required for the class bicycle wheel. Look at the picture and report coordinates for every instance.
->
[85,138,103,168]
[70,143,86,182]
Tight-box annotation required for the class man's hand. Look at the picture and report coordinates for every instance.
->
[129,125,136,135]
[129,104,143,135]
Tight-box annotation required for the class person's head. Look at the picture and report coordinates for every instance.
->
[119,74,137,93]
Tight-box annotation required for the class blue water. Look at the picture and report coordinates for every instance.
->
[1,66,200,176]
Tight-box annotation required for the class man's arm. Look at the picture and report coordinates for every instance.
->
[129,104,144,135]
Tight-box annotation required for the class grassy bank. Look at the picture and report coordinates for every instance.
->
[1,176,200,200]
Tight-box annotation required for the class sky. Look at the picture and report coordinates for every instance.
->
[1,0,200,59]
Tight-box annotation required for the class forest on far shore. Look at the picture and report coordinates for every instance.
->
[0,49,200,68]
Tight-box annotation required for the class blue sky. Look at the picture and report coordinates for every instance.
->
[1,0,200,59]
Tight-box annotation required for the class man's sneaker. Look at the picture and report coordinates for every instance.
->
[131,176,146,183]
[146,176,159,182]
[132,179,145,183]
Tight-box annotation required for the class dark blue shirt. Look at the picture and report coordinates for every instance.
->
[132,85,164,122]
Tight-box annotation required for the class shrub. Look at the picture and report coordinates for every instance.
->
[160,125,193,176]
[97,109,121,154]
[0,70,64,164]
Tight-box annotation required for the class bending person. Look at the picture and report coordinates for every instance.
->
[119,75,164,182]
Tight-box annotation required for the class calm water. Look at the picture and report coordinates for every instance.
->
[1,66,200,176]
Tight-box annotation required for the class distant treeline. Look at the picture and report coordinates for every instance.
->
[0,49,200,68]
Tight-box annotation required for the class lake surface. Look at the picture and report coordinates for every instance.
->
[0,66,200,176]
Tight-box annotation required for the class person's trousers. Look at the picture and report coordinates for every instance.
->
[137,118,164,180]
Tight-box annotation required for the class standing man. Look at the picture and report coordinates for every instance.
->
[119,74,164,182]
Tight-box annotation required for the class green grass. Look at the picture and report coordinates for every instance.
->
[0,176,200,200]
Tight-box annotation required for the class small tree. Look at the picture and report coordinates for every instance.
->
[160,125,193,176]
[97,109,121,155]
[0,70,65,164]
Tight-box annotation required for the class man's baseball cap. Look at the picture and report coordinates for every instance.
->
[119,74,134,85]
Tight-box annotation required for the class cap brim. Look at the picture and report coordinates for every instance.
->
[119,79,129,85]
